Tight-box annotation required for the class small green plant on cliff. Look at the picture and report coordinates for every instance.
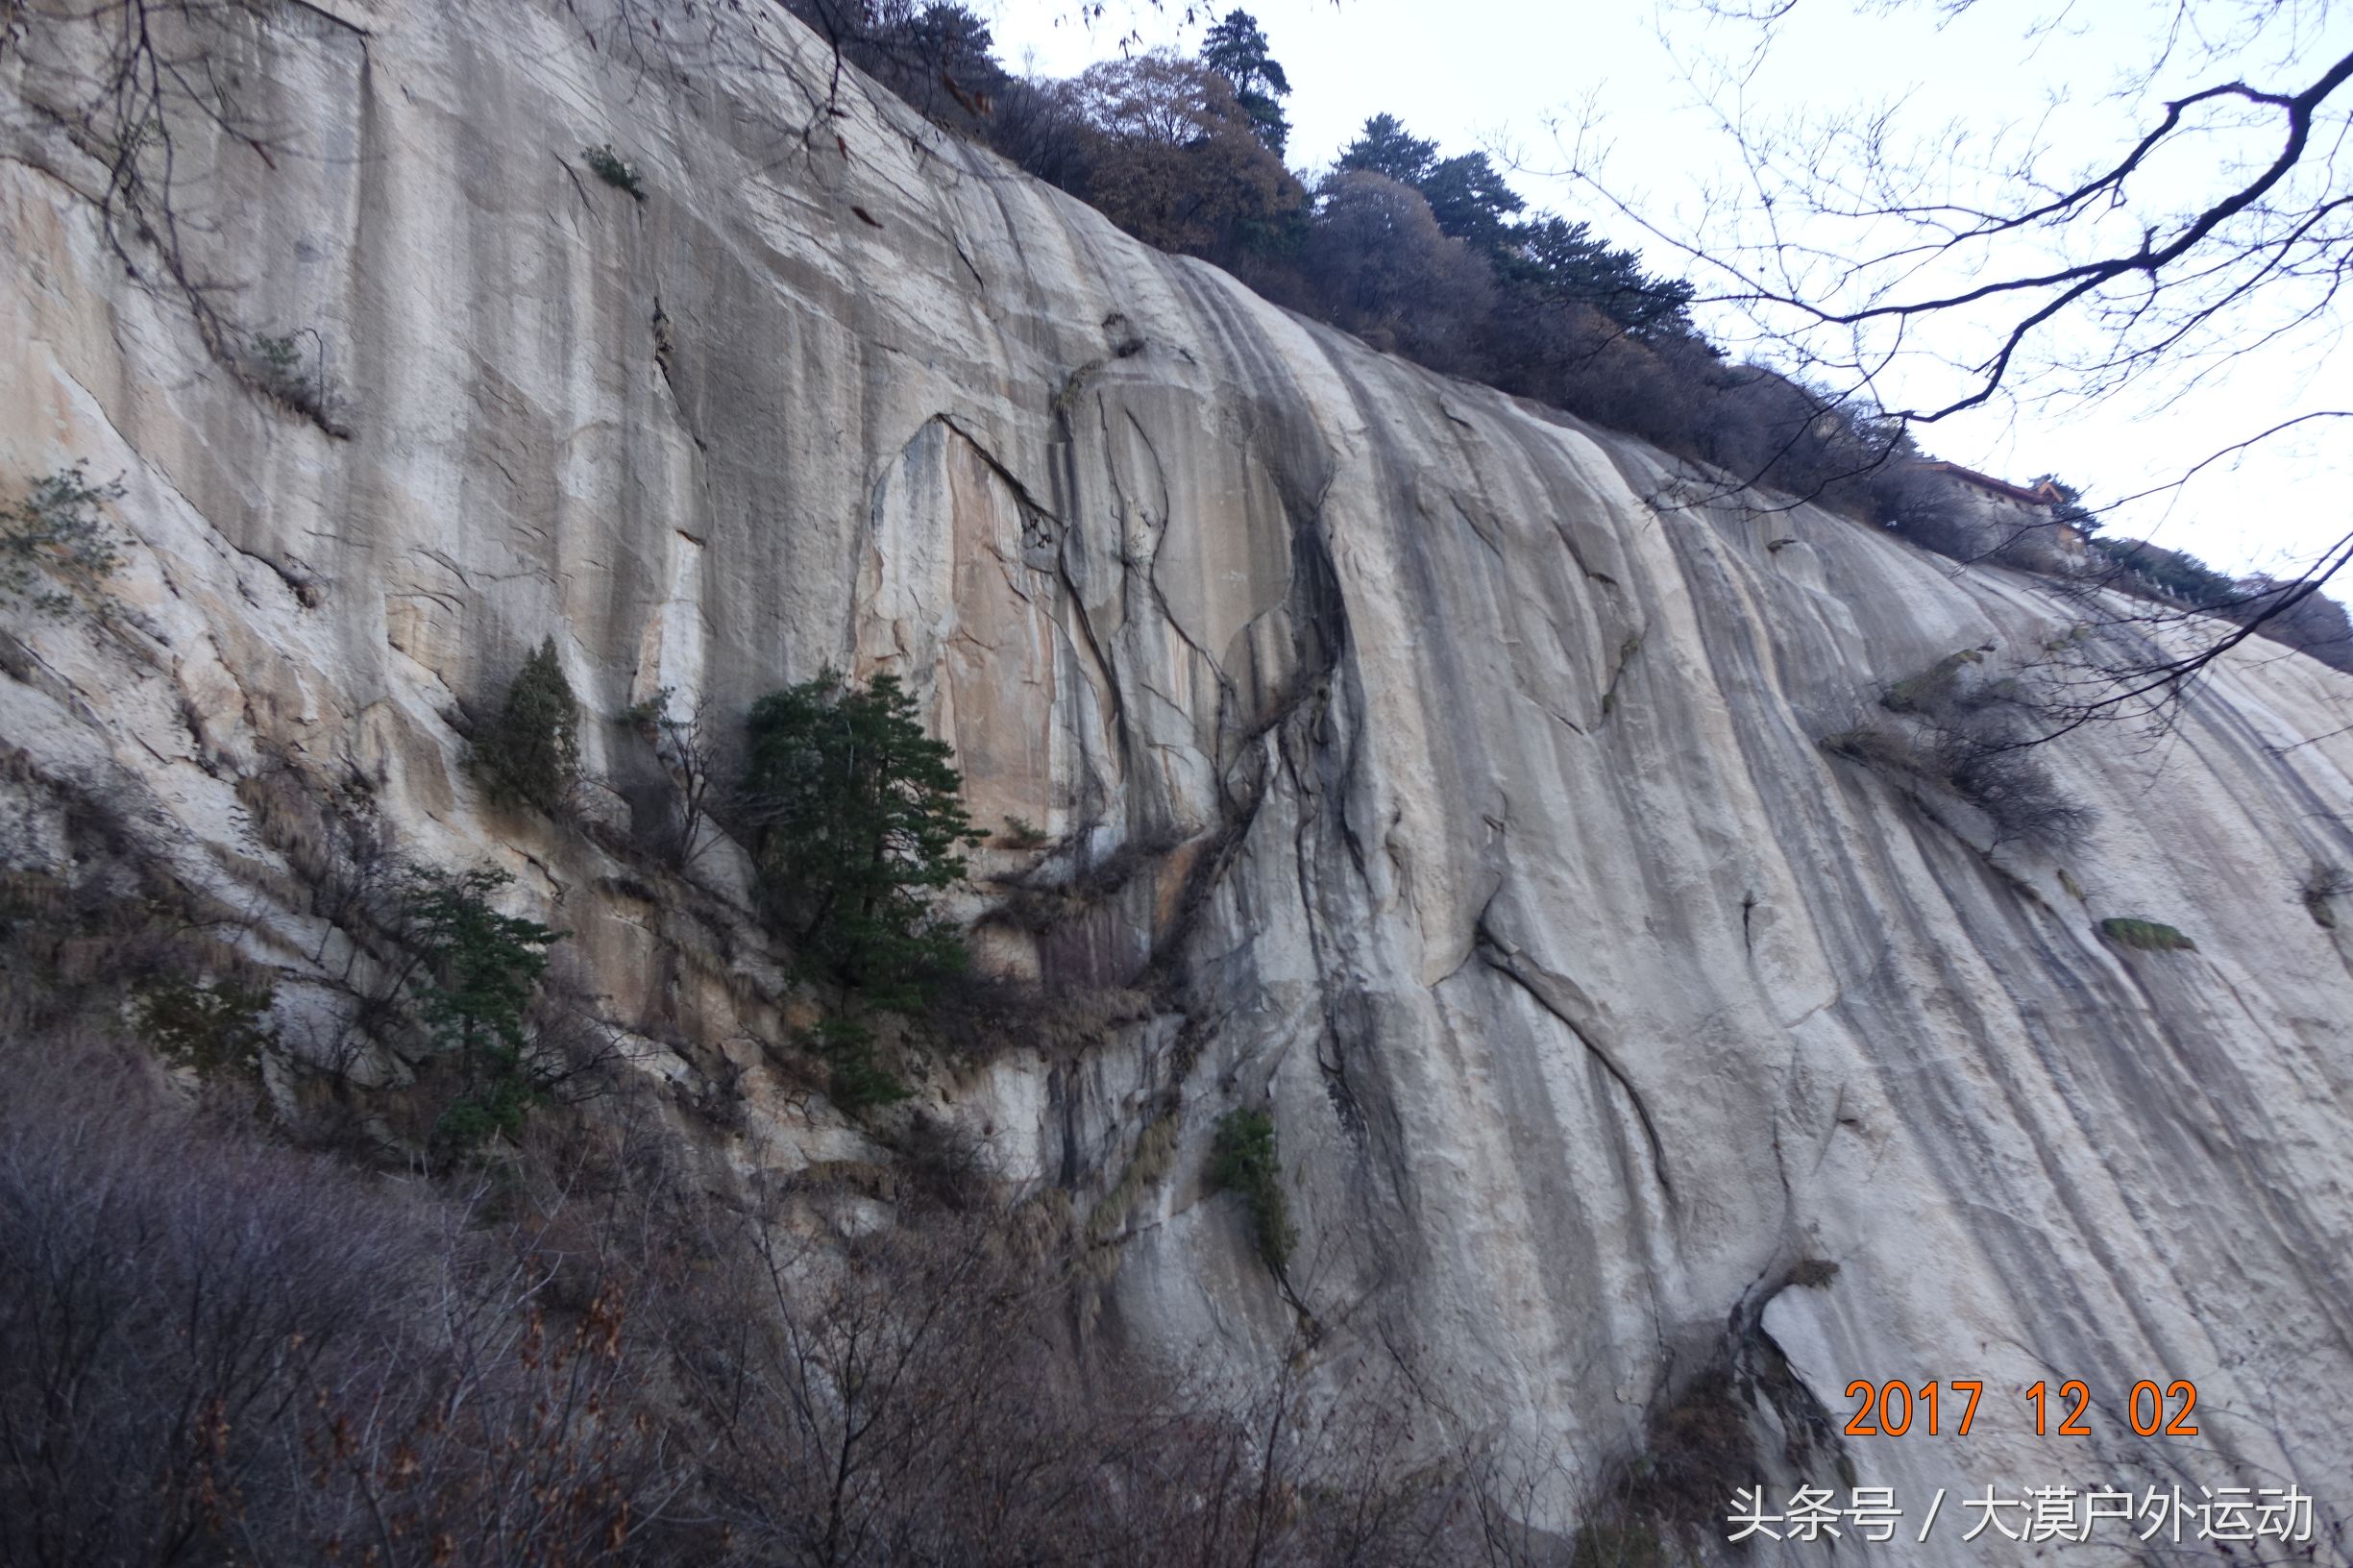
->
[253,331,303,385]
[134,978,275,1080]
[3,463,125,618]
[583,143,644,198]
[740,669,984,1006]
[395,864,564,1153]
[472,637,581,813]
[241,328,346,432]
[1210,1108,1294,1274]
[998,815,1049,849]
[2098,917,2195,952]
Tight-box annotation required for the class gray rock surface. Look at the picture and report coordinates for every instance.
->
[3,2,2350,1559]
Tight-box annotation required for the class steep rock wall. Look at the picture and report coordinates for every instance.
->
[4,2,2352,1558]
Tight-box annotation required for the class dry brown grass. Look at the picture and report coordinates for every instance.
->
[923,971,1157,1063]
[1822,652,2094,851]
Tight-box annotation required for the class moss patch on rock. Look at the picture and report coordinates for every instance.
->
[2098,917,2195,952]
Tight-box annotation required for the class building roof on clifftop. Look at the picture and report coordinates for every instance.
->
[1905,460,2066,507]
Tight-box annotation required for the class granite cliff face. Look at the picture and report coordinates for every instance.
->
[4,2,2352,1559]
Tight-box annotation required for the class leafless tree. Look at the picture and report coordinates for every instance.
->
[1303,170,1498,372]
[615,686,725,870]
[1545,0,2353,729]
[5,0,362,431]
[0,998,1711,1567]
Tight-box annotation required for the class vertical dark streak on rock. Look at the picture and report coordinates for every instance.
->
[1475,931,1679,1213]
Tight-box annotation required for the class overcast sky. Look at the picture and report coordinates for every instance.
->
[982,0,2353,579]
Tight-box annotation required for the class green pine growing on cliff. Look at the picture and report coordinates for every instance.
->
[396,864,564,1153]
[741,669,984,1009]
[473,637,580,813]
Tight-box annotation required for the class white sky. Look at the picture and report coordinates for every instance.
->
[982,0,2353,578]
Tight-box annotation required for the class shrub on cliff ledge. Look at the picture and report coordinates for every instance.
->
[2098,917,2195,952]
[1210,1109,1294,1274]
[3,463,124,619]
[1824,650,2094,852]
[582,143,644,198]
[740,669,983,1008]
[134,978,274,1080]
[472,637,580,814]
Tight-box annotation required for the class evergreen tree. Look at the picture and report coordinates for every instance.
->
[1210,1110,1294,1273]
[473,637,580,813]
[1507,214,1697,339]
[2090,537,2238,606]
[1417,151,1526,257]
[396,864,563,1151]
[1337,113,1438,187]
[740,669,984,1007]
[1200,9,1291,155]
[1336,119,1695,339]
[866,2,1009,126]
[901,1,999,86]
[2,462,124,619]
